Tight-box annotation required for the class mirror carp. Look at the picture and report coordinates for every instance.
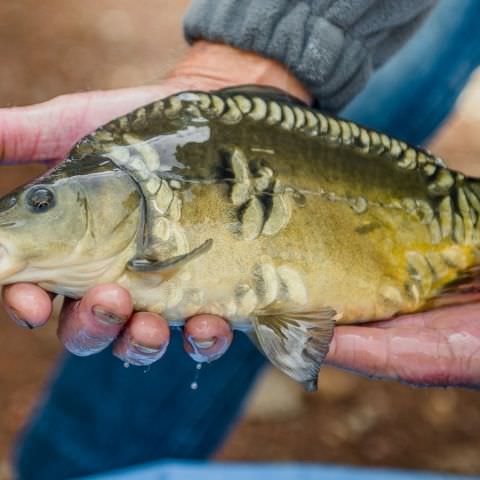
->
[0,86,478,391]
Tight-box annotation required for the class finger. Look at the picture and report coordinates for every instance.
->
[2,283,52,329]
[113,312,170,366]
[326,303,480,388]
[0,85,175,165]
[183,314,233,362]
[375,300,480,329]
[57,283,133,356]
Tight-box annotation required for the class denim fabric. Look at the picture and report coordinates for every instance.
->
[343,0,480,145]
[16,333,265,479]
[15,1,480,479]
[75,461,471,480]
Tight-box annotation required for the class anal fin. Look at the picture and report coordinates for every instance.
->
[251,310,336,392]
[428,264,480,309]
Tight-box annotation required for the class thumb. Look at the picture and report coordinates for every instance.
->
[0,85,175,165]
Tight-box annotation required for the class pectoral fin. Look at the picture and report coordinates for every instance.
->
[128,238,213,273]
[251,310,336,392]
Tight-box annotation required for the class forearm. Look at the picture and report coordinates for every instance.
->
[184,0,437,111]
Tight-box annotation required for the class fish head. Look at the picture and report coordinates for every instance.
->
[0,156,142,293]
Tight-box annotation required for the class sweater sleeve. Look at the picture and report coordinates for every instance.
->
[183,0,437,112]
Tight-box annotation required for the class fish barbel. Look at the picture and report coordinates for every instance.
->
[0,86,478,391]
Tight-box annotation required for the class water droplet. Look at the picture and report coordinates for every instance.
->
[143,366,151,374]
[190,363,203,390]
[123,362,130,369]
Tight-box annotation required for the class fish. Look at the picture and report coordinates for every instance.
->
[0,85,479,391]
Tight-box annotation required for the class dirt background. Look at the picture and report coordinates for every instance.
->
[0,1,480,479]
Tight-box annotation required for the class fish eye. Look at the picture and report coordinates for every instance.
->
[26,186,56,213]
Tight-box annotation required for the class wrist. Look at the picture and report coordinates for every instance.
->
[165,41,312,104]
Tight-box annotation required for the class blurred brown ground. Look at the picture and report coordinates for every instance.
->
[0,1,480,478]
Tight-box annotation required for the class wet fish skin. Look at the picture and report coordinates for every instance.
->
[0,85,478,390]
[0,156,142,297]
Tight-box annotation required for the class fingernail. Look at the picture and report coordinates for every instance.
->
[129,340,163,355]
[92,306,126,326]
[192,337,216,350]
[185,336,222,363]
[125,339,168,366]
[7,308,34,330]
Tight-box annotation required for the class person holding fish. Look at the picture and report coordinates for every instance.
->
[1,0,480,478]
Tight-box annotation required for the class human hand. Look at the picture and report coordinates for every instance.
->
[0,41,310,366]
[325,302,480,388]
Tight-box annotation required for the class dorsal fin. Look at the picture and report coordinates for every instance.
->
[216,85,308,107]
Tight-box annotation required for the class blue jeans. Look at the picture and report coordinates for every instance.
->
[15,1,480,478]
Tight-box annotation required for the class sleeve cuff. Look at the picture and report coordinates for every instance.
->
[184,0,437,112]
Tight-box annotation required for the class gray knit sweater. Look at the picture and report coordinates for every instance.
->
[184,0,437,111]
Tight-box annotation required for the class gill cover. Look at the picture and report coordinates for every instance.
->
[76,112,214,275]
